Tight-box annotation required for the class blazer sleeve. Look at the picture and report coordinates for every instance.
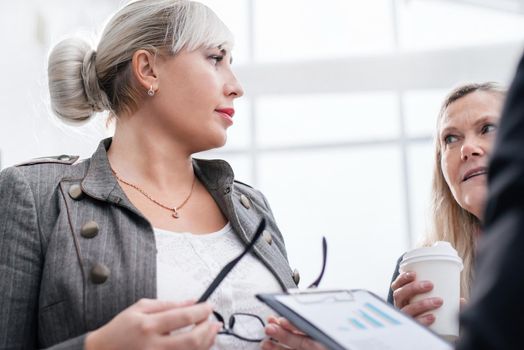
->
[0,167,42,348]
[456,53,524,350]
[0,167,86,349]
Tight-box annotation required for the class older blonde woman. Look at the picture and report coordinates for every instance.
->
[388,82,506,325]
[258,82,506,350]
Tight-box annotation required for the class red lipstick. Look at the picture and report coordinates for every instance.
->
[215,108,235,118]
[215,108,235,125]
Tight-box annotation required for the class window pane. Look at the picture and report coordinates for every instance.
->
[255,0,394,62]
[199,0,250,64]
[258,148,407,297]
[37,0,120,47]
[403,89,448,137]
[226,154,253,185]
[257,93,399,147]
[398,1,524,50]
[407,142,434,246]
[0,0,114,167]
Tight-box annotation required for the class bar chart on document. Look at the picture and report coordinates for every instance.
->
[275,290,453,350]
[342,302,401,331]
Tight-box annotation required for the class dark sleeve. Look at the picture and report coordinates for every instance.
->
[456,53,524,350]
[387,254,404,305]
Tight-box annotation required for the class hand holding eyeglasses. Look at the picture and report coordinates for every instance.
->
[196,220,329,348]
[85,299,221,350]
[86,219,271,350]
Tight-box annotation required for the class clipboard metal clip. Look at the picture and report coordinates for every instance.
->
[285,288,355,304]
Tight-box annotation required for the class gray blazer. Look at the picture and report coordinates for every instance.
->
[0,138,297,349]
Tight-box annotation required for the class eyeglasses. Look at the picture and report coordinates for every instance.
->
[197,218,328,342]
[307,236,327,289]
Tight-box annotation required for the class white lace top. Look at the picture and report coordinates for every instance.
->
[155,222,283,350]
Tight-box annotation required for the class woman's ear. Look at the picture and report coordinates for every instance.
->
[131,49,160,92]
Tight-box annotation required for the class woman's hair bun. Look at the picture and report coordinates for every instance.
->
[48,38,109,123]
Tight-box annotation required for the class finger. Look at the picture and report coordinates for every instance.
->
[267,315,281,325]
[264,326,327,350]
[402,297,443,318]
[133,298,196,314]
[265,323,310,349]
[393,280,433,308]
[390,272,416,291]
[196,321,222,350]
[153,302,213,334]
[416,313,436,326]
[278,317,306,336]
[164,320,220,350]
[261,339,291,350]
[300,337,328,350]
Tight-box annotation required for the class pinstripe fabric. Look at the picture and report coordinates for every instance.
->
[0,138,296,349]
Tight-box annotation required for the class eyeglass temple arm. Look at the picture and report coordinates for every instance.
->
[308,236,327,288]
[197,218,266,303]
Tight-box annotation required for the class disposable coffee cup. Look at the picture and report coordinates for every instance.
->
[399,241,463,341]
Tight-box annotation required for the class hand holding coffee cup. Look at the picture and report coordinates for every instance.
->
[391,241,463,341]
[390,271,442,326]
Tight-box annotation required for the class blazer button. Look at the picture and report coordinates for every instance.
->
[80,221,99,239]
[292,269,300,285]
[90,263,110,284]
[68,184,83,200]
[263,230,273,245]
[240,195,251,209]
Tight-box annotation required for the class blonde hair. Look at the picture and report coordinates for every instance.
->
[48,0,233,123]
[423,82,506,299]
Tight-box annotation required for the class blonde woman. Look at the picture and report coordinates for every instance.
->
[0,1,296,349]
[259,83,507,350]
[388,82,506,326]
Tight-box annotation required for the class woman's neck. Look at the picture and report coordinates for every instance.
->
[107,116,195,191]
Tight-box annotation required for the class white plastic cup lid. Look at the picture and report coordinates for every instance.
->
[400,241,463,270]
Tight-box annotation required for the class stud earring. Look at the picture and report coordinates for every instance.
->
[147,85,155,96]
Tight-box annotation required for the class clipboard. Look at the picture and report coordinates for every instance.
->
[256,289,453,350]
